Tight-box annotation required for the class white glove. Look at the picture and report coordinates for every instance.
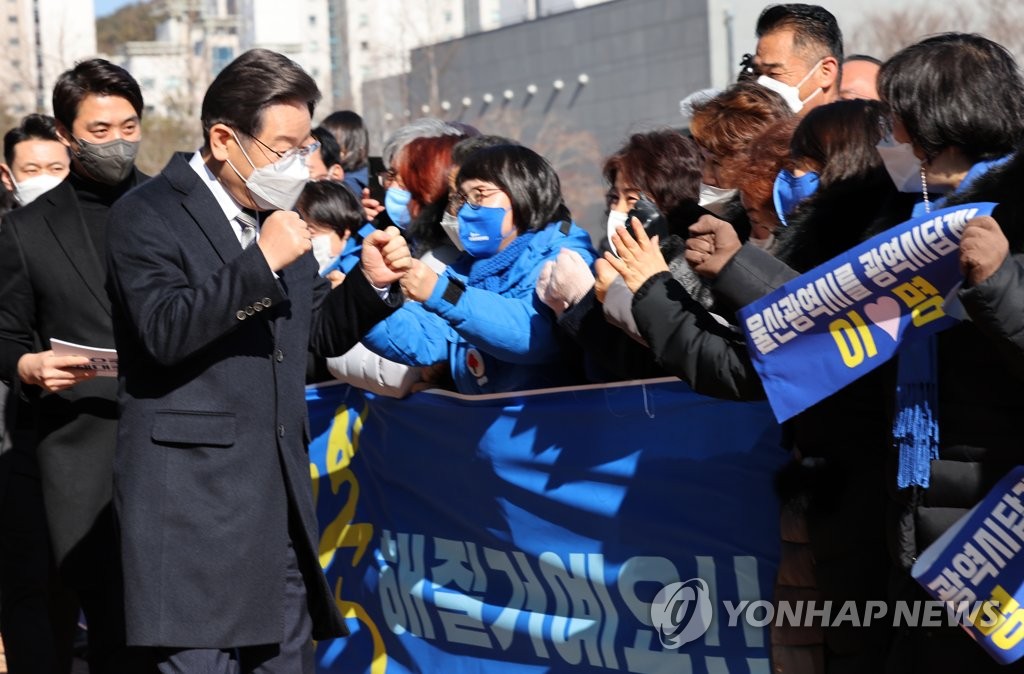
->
[535,260,561,315]
[537,248,595,316]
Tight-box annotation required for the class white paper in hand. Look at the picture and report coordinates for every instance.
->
[49,338,118,377]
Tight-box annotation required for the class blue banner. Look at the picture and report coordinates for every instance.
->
[737,202,996,422]
[307,379,787,674]
[913,466,1024,664]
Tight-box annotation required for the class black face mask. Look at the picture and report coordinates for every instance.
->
[74,137,139,185]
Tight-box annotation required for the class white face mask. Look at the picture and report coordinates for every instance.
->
[311,234,335,274]
[440,210,465,251]
[605,209,629,256]
[876,136,923,193]
[11,173,63,205]
[748,231,776,253]
[757,60,823,113]
[227,130,310,211]
[698,183,738,216]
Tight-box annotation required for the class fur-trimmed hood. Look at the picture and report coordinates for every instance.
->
[773,167,903,273]
[943,150,1024,252]
[858,150,1024,252]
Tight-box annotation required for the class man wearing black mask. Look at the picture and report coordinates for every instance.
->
[0,58,151,672]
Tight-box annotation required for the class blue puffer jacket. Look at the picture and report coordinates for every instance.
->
[362,220,596,394]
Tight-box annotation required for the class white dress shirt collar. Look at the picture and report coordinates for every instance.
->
[188,150,252,246]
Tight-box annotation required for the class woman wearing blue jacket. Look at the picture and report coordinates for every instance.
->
[362,144,596,394]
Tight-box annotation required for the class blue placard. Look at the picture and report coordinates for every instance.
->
[738,202,996,421]
[307,379,786,674]
[912,466,1024,664]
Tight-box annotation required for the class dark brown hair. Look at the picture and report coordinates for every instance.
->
[790,99,888,187]
[602,130,703,213]
[201,49,321,147]
[4,114,63,165]
[458,145,571,233]
[52,59,143,131]
[879,33,1024,162]
[756,4,843,65]
[320,110,368,171]
[296,180,363,239]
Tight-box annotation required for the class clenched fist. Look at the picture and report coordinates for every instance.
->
[398,258,439,302]
[960,215,1009,286]
[257,210,311,272]
[361,226,411,287]
[535,248,594,316]
[685,215,742,278]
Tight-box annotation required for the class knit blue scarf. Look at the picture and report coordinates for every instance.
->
[895,156,1009,489]
[467,231,537,293]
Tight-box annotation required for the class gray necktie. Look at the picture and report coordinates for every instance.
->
[236,209,258,249]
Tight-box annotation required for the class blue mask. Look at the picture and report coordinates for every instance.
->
[384,186,412,228]
[457,203,508,258]
[772,169,819,226]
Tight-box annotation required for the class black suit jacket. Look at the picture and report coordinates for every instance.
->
[0,174,144,564]
[105,152,398,647]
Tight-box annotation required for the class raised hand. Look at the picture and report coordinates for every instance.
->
[960,215,1009,286]
[536,248,594,316]
[603,217,669,293]
[361,226,411,287]
[362,187,384,222]
[398,259,439,302]
[256,210,311,272]
[535,260,557,313]
[684,214,742,279]
[593,258,620,304]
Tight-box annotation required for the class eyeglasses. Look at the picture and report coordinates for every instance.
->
[241,130,321,164]
[458,186,504,209]
[446,190,466,214]
[376,169,396,188]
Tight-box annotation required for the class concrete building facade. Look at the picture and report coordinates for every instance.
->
[0,0,97,117]
[119,0,333,119]
[378,0,709,234]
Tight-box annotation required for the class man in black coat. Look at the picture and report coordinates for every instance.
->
[105,49,409,672]
[0,59,149,672]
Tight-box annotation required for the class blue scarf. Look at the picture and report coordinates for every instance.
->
[467,231,536,294]
[895,156,1009,489]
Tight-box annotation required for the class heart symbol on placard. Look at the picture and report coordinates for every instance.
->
[864,295,903,342]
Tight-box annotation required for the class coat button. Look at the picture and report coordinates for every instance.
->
[245,305,255,316]
[261,297,272,307]
[236,310,246,320]
[253,302,264,312]
[277,424,285,438]
[274,349,284,362]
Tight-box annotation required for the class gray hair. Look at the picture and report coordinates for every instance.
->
[382,117,463,168]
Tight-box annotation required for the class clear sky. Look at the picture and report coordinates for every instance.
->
[94,0,138,18]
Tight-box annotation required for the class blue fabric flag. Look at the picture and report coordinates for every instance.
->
[738,202,996,422]
[913,466,1024,664]
[308,379,786,674]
